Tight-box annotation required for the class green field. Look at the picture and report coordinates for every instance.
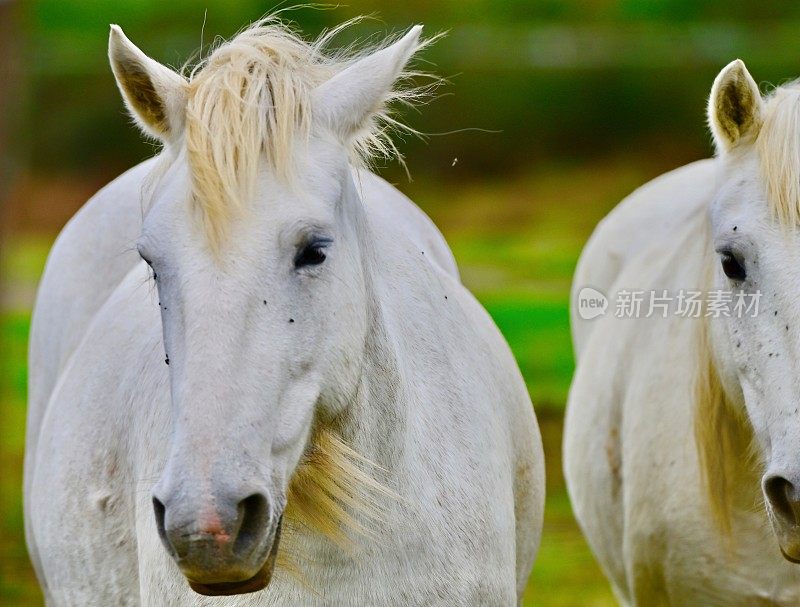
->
[0,160,668,605]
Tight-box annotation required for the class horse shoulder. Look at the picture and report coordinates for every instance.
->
[25,158,158,589]
[407,258,545,592]
[29,264,166,604]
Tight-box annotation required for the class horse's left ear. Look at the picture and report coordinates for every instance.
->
[108,25,188,143]
[312,25,423,141]
[708,59,764,153]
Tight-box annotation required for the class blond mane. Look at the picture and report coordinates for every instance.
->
[182,15,435,249]
[286,429,394,545]
[694,245,760,535]
[276,428,396,582]
[694,316,759,535]
[757,82,800,229]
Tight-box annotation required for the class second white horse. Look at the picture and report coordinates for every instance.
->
[566,60,800,604]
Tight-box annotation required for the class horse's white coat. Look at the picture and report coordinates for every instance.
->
[565,61,800,605]
[24,20,543,607]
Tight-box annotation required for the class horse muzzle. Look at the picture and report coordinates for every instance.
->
[764,474,800,563]
[186,517,283,596]
[152,490,283,596]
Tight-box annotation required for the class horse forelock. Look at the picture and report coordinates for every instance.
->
[180,15,434,251]
[184,18,323,250]
[757,82,800,230]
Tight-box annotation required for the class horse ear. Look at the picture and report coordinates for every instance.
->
[108,25,187,142]
[708,59,764,153]
[312,25,423,141]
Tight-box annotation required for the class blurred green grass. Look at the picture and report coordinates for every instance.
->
[0,313,37,604]
[0,159,666,605]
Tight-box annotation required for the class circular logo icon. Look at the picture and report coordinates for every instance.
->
[577,286,608,320]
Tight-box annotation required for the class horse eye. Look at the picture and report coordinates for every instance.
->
[294,242,327,268]
[139,255,156,279]
[720,251,746,281]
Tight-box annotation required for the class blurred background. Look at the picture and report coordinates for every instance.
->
[3,1,800,604]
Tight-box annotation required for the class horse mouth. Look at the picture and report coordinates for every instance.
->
[189,567,270,596]
[188,517,282,596]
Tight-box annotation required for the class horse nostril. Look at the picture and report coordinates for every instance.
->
[234,493,269,557]
[765,476,800,524]
[152,496,175,556]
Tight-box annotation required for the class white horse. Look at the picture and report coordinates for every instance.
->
[565,60,800,605]
[24,17,544,606]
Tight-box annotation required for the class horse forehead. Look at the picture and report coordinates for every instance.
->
[720,153,760,188]
[140,159,345,263]
[250,174,344,232]
[713,168,766,219]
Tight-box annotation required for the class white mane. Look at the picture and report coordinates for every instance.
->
[757,82,800,228]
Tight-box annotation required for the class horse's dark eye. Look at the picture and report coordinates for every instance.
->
[139,255,156,279]
[295,243,327,268]
[720,251,746,281]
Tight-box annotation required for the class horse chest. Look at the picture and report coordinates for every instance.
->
[243,546,511,606]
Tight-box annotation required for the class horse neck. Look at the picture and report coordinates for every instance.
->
[344,302,408,472]
[328,182,409,475]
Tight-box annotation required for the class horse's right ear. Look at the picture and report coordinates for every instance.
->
[108,25,187,143]
[708,59,764,153]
